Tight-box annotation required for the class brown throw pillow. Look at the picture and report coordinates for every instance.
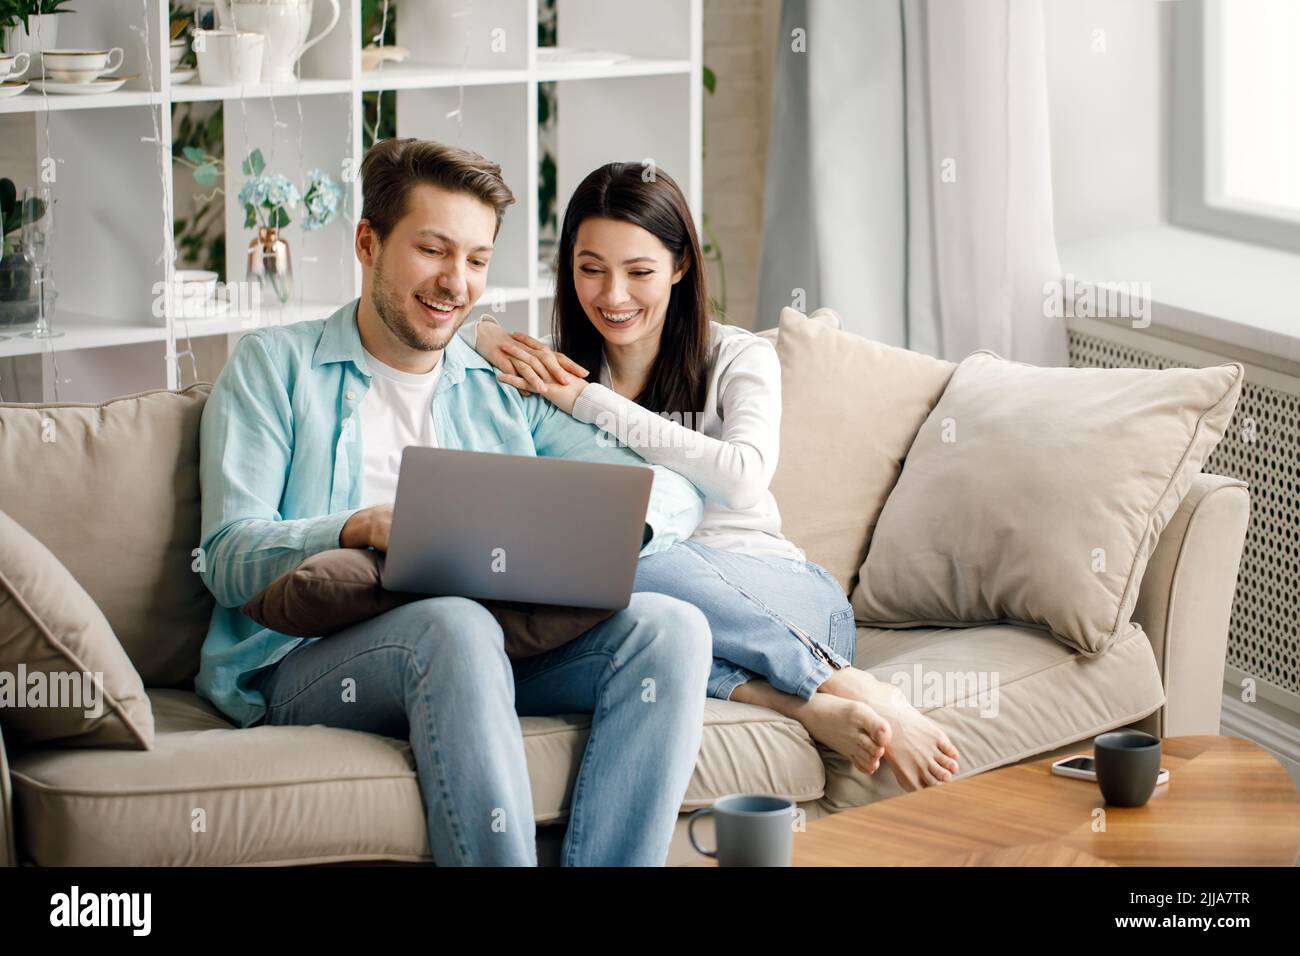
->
[241,549,615,658]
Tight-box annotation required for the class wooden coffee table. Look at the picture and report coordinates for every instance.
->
[790,735,1300,866]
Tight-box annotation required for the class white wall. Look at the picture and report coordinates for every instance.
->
[1044,0,1172,244]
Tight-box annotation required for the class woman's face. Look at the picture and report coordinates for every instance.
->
[571,216,687,349]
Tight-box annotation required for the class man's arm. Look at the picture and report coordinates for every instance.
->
[525,392,704,556]
[199,331,360,608]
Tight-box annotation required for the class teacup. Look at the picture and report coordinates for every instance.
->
[170,38,188,71]
[42,48,125,84]
[194,29,265,86]
[0,52,31,82]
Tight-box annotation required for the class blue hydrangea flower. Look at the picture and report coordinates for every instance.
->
[237,177,271,208]
[265,175,301,210]
[301,169,345,232]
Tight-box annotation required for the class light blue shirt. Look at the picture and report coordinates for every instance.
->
[195,299,704,727]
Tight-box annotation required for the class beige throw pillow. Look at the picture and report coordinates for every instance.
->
[767,307,956,594]
[852,351,1245,656]
[0,509,154,749]
[0,385,213,688]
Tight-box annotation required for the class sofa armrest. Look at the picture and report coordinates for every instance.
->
[1131,473,1250,738]
[0,722,14,866]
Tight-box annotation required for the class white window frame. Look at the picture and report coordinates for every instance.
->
[1170,0,1300,254]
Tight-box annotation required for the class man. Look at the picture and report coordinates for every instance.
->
[195,138,711,866]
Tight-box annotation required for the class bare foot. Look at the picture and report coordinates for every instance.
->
[797,693,892,775]
[820,667,961,791]
[729,680,890,775]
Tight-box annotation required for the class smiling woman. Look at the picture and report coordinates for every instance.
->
[472,159,960,792]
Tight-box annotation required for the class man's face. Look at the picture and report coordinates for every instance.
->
[360,183,497,352]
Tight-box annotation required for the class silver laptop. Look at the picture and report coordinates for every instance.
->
[381,446,654,609]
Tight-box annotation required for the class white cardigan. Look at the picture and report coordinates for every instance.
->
[478,318,804,561]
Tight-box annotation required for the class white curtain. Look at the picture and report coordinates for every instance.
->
[757,0,1067,367]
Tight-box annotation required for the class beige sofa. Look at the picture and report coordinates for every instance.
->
[0,323,1249,867]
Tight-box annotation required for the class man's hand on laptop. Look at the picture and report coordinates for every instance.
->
[341,503,394,552]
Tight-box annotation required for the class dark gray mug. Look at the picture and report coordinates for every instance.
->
[1094,730,1161,807]
[688,794,796,866]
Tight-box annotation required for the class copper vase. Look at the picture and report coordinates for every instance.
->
[247,227,293,304]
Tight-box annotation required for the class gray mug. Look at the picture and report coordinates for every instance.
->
[688,793,796,866]
[1094,729,1161,807]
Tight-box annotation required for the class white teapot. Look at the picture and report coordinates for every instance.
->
[214,0,340,84]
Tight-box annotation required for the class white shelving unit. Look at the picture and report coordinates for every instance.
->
[0,0,702,402]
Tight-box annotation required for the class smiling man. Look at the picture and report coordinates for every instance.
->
[194,139,711,867]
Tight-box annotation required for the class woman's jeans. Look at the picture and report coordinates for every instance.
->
[633,541,856,701]
[251,592,711,867]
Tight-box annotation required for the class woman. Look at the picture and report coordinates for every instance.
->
[472,163,959,790]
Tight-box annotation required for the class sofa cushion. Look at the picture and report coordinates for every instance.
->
[9,689,825,865]
[0,509,153,750]
[853,352,1244,655]
[0,386,213,687]
[767,308,956,594]
[818,621,1166,812]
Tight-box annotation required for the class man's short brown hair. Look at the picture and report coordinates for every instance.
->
[359,138,516,241]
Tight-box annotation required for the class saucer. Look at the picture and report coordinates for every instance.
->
[171,69,196,85]
[29,76,129,95]
[0,81,29,98]
[45,68,104,84]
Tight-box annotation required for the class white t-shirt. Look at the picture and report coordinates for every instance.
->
[357,346,443,508]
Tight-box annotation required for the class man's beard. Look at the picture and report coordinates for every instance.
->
[371,248,466,352]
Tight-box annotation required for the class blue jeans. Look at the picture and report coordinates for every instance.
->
[633,541,856,701]
[252,593,711,866]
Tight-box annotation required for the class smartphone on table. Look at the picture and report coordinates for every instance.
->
[1050,754,1169,786]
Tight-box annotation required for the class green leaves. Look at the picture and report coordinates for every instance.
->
[193,163,220,188]
[0,177,45,238]
[0,1,76,29]
[0,178,15,222]
[703,65,716,95]
[241,148,265,178]
[244,203,290,231]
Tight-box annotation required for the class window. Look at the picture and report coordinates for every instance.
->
[1172,0,1300,252]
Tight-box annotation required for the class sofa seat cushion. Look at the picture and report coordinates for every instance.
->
[818,622,1166,812]
[10,689,824,865]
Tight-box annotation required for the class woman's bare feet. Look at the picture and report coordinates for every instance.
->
[797,693,891,774]
[729,681,891,774]
[820,667,961,791]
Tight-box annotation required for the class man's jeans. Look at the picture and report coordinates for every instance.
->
[253,593,711,866]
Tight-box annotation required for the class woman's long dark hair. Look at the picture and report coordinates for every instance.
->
[551,163,711,425]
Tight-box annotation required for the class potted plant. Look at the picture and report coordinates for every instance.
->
[173,145,344,304]
[0,1,77,56]
[237,149,344,304]
[0,177,46,327]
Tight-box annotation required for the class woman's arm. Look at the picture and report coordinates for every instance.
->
[472,316,585,395]
[571,337,783,512]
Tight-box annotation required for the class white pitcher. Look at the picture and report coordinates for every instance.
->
[217,0,340,84]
